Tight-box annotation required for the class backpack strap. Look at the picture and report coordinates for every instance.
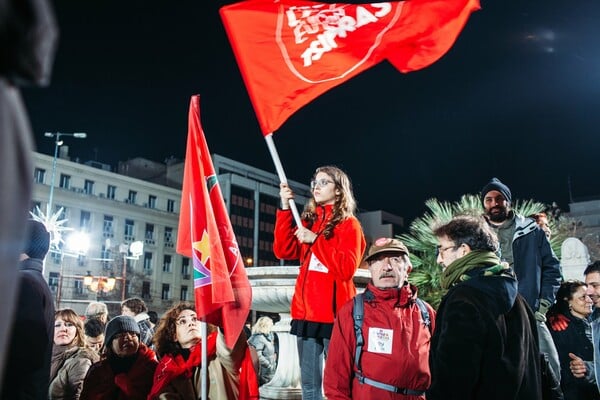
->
[415,297,432,334]
[353,293,365,373]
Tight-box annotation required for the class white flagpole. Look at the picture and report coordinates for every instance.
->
[264,133,302,227]
[200,321,207,400]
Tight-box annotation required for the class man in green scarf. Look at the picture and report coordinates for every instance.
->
[427,216,543,400]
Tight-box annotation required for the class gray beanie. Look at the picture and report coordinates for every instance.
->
[104,315,140,347]
[481,177,512,204]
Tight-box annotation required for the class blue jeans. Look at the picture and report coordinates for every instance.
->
[297,337,329,400]
[538,321,561,381]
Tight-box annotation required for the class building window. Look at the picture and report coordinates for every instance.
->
[181,257,190,278]
[148,195,157,209]
[124,219,135,240]
[163,254,172,272]
[161,284,170,300]
[49,272,59,292]
[167,199,175,213]
[80,211,91,231]
[143,252,153,272]
[103,215,114,238]
[101,245,112,270]
[164,227,174,247]
[127,190,137,204]
[142,281,151,300]
[34,168,45,184]
[145,223,155,244]
[84,179,94,194]
[59,174,71,189]
[107,185,116,200]
[180,285,188,301]
[74,279,84,295]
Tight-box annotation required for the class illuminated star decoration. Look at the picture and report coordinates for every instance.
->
[31,205,73,253]
[193,229,212,288]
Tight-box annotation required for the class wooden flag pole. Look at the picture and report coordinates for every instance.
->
[264,133,302,227]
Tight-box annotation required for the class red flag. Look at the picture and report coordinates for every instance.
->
[220,0,480,135]
[177,95,252,348]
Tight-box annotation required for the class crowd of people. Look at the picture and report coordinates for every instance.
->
[4,168,600,400]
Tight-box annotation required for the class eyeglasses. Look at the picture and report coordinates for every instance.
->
[369,256,407,268]
[310,178,334,190]
[176,316,198,326]
[437,244,459,257]
[115,331,138,340]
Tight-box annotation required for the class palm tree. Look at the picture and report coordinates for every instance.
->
[400,194,555,308]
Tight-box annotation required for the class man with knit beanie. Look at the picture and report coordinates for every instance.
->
[80,316,157,399]
[480,177,563,383]
[428,216,542,399]
[1,220,55,400]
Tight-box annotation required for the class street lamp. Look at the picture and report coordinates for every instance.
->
[44,132,87,217]
[56,230,90,307]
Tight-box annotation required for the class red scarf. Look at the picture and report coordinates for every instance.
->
[148,332,218,398]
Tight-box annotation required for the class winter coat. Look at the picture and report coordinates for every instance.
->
[502,214,562,311]
[428,269,542,400]
[49,345,99,399]
[2,257,55,400]
[79,343,157,400]
[324,283,435,400]
[273,205,366,324]
[247,332,276,385]
[548,312,600,400]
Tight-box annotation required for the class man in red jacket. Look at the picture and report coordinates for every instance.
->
[324,238,435,399]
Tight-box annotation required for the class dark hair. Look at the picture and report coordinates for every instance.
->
[584,261,600,276]
[548,280,587,317]
[55,308,85,347]
[302,166,357,239]
[121,297,147,314]
[433,215,498,252]
[84,318,105,337]
[148,311,158,324]
[153,302,216,357]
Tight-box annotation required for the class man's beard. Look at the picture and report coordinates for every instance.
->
[487,206,508,223]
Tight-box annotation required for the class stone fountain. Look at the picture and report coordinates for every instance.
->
[247,266,371,400]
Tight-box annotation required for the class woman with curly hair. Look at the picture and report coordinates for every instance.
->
[547,280,599,400]
[148,302,258,399]
[49,308,99,399]
[274,165,366,400]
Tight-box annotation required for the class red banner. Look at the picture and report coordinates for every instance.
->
[177,95,252,348]
[220,0,480,135]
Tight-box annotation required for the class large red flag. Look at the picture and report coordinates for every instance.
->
[220,0,480,135]
[177,95,252,348]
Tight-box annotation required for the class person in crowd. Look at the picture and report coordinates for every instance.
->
[84,318,105,355]
[84,302,109,324]
[529,212,552,239]
[274,166,366,400]
[547,280,599,399]
[79,316,157,400]
[248,316,277,386]
[427,216,542,399]
[1,219,55,399]
[148,302,258,399]
[121,297,154,347]
[324,238,435,399]
[49,309,99,399]
[480,177,562,380]
[552,261,600,389]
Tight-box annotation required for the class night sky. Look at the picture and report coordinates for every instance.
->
[23,0,600,223]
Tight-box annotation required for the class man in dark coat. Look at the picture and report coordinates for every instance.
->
[1,220,56,399]
[427,216,542,400]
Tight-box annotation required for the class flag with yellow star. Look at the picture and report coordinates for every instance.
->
[177,95,252,348]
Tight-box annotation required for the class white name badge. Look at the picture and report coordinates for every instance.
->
[308,253,329,273]
[367,327,393,354]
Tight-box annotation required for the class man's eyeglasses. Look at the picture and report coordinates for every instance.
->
[310,179,334,190]
[437,244,459,257]
[176,316,198,326]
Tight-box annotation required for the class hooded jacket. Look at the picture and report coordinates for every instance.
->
[49,345,99,399]
[273,205,366,324]
[428,267,542,399]
[324,283,435,400]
